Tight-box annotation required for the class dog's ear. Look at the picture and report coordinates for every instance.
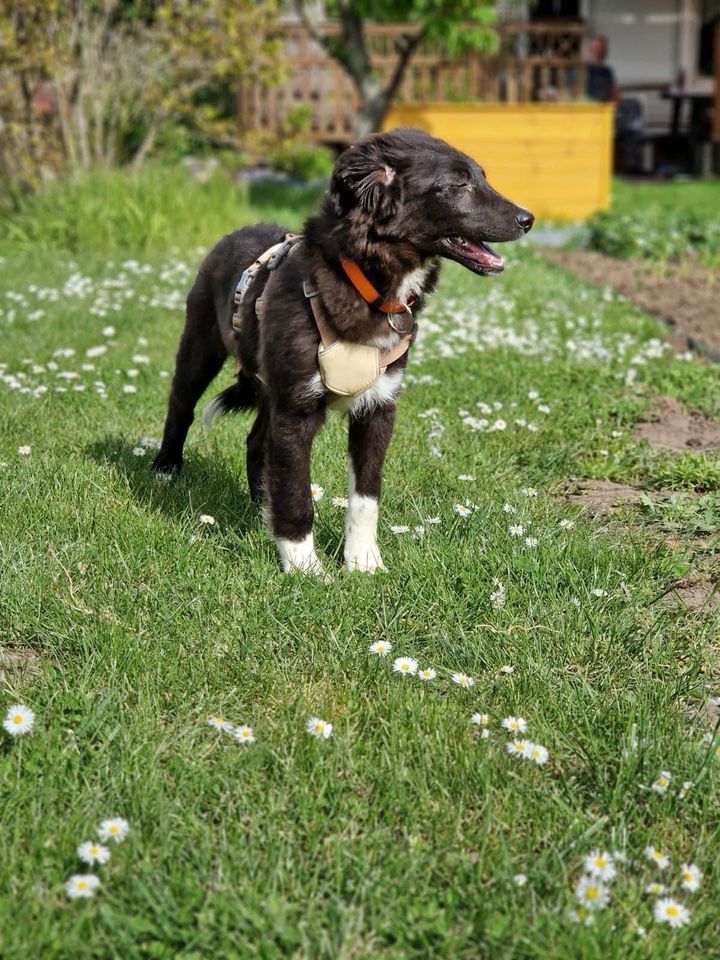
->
[329,144,401,221]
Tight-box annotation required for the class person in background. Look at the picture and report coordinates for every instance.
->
[585,34,619,103]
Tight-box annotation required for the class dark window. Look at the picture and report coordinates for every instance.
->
[529,0,580,19]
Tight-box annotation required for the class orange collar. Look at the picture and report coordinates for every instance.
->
[340,258,414,314]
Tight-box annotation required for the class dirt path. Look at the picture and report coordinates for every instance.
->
[542,249,720,359]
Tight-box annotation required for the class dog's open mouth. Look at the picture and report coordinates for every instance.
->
[440,236,504,275]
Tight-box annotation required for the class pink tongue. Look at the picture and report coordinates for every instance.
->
[466,239,503,269]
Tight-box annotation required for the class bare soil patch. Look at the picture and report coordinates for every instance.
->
[543,249,720,358]
[565,479,658,516]
[633,395,720,452]
[0,646,41,687]
[664,577,720,612]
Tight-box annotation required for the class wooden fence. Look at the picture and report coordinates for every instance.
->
[238,20,586,144]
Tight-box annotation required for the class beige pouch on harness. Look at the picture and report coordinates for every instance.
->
[317,340,384,397]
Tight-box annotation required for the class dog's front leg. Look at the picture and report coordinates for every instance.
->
[345,404,396,573]
[266,406,325,574]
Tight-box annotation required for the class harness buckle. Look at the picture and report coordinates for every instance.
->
[302,279,319,299]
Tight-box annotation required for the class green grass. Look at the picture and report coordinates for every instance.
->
[1,167,719,958]
[586,178,720,264]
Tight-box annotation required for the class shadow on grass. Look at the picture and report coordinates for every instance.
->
[85,435,344,561]
[86,435,260,535]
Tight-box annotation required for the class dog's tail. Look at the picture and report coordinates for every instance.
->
[202,372,257,429]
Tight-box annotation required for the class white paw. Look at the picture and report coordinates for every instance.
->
[276,534,325,576]
[344,544,386,574]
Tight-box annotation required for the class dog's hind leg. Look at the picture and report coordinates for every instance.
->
[246,394,269,505]
[344,405,397,573]
[152,276,228,474]
[266,407,325,574]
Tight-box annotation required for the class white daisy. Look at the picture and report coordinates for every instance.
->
[77,841,111,866]
[502,503,516,514]
[514,873,528,887]
[471,713,490,726]
[654,898,690,928]
[369,640,393,657]
[331,496,348,509]
[590,588,607,597]
[424,516,442,525]
[207,715,234,733]
[122,384,137,394]
[502,716,527,733]
[454,504,472,518]
[575,876,610,910]
[651,771,671,794]
[645,882,666,896]
[102,325,116,336]
[500,665,515,674]
[559,519,575,529]
[392,657,418,676]
[505,739,532,758]
[528,742,549,765]
[521,487,538,497]
[527,390,539,400]
[3,704,35,736]
[584,850,616,882]
[451,672,475,689]
[17,445,32,456]
[98,817,130,843]
[306,717,333,739]
[66,874,101,899]
[524,536,539,548]
[680,863,702,892]
[678,780,693,800]
[508,524,525,537]
[310,484,324,502]
[390,525,410,534]
[234,725,255,744]
[645,846,670,870]
[418,667,436,681]
[198,514,216,526]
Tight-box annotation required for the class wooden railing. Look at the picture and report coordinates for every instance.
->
[238,20,586,143]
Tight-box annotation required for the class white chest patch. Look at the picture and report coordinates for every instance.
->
[394,263,433,305]
[327,368,404,416]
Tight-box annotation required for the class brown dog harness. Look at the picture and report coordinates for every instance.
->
[232,235,414,398]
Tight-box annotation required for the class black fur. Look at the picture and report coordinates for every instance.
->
[153,127,533,569]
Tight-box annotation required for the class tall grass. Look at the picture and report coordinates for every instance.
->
[1,164,323,256]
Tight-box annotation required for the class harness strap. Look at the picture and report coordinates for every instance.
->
[303,279,413,369]
[232,232,302,332]
[340,258,415,315]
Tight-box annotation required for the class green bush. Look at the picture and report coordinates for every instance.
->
[267,141,335,182]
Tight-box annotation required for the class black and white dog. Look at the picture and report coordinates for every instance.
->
[153,127,533,573]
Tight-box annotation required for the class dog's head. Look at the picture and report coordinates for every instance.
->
[329,127,533,275]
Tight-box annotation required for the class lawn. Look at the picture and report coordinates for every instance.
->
[1,167,719,959]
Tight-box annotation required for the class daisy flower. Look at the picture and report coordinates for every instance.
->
[392,657,418,676]
[508,524,525,537]
[514,873,528,887]
[584,851,616,882]
[528,742,549,765]
[575,876,610,910]
[454,504,472,518]
[17,445,32,456]
[654,898,690,928]
[651,771,671,794]
[98,818,130,843]
[310,484,324,502]
[590,588,607,597]
[500,665,515,674]
[645,846,670,870]
[559,519,575,529]
[122,384,137,394]
[524,536,539,548]
[418,668,437,681]
[198,514,216,526]
[66,874,101,899]
[678,780,693,800]
[457,474,476,481]
[207,715,234,733]
[502,503,516,514]
[369,640,393,657]
[502,716,527,733]
[680,863,702,892]
[77,842,111,866]
[331,496,348,509]
[306,717,333,739]
[234,725,255,745]
[645,882,666,896]
[505,739,532,758]
[424,516,442,525]
[471,713,490,726]
[521,487,538,497]
[3,704,35,736]
[390,525,410,534]
[451,672,475,689]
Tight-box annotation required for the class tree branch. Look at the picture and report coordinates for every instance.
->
[292,0,332,55]
[383,27,427,106]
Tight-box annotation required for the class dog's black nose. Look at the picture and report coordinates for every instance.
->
[516,210,534,234]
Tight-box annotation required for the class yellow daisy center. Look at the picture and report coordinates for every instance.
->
[90,847,98,854]
[595,857,606,868]
[585,887,599,900]
[109,825,118,834]
[682,872,691,882]
[401,664,409,671]
[314,723,323,732]
[77,881,88,890]
[666,906,679,917]
[12,715,23,724]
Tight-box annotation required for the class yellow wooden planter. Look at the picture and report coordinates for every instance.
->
[384,103,614,221]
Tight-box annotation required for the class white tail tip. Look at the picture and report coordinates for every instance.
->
[201,396,223,429]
